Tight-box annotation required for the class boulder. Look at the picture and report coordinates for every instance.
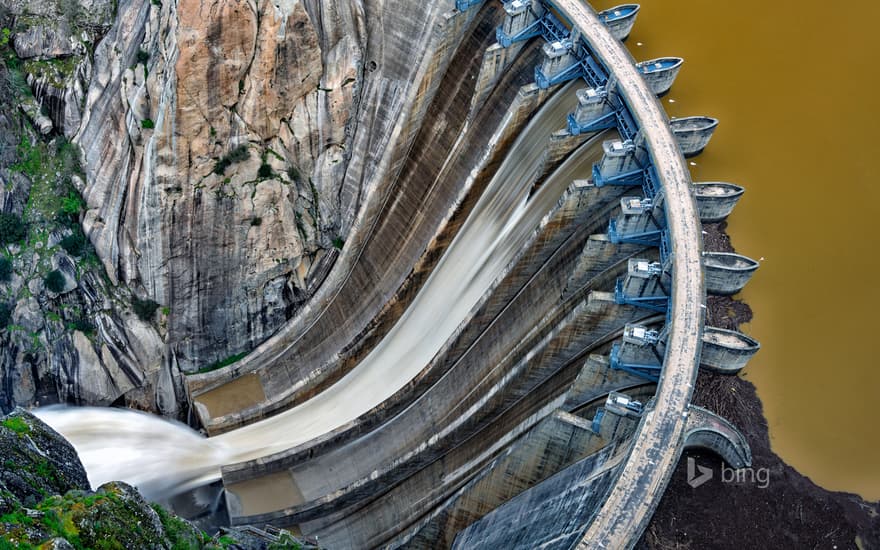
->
[0,408,90,507]
[13,23,83,60]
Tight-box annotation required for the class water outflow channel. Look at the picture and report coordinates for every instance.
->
[37,81,604,501]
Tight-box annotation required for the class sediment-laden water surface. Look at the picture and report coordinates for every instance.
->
[593,0,880,499]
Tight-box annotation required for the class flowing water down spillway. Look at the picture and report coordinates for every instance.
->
[35,82,608,500]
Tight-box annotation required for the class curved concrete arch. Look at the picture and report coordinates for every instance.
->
[684,405,752,469]
[218,126,623,482]
[531,1,706,548]
[219,1,707,545]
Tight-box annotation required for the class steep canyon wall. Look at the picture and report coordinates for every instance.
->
[0,0,489,413]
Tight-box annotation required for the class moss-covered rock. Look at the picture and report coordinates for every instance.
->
[1,483,155,549]
[0,409,89,508]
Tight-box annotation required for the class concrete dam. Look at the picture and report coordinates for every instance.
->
[37,0,762,547]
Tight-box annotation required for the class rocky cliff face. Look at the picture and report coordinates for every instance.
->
[76,0,367,372]
[0,1,179,416]
[0,0,382,411]
[1,0,468,409]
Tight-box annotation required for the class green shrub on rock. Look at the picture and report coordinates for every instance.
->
[258,162,274,179]
[0,303,12,328]
[59,232,87,256]
[0,257,12,281]
[0,213,26,246]
[44,270,66,293]
[132,296,160,321]
[212,145,250,176]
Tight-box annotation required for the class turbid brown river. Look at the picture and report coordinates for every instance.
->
[592,0,880,500]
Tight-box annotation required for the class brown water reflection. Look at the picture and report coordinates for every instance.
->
[591,0,880,499]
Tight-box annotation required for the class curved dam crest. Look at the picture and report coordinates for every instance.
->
[33,1,759,547]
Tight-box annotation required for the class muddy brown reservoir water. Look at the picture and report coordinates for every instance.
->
[591,0,880,500]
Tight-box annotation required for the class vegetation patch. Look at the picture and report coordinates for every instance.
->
[150,503,202,550]
[44,270,66,293]
[66,317,95,334]
[0,213,26,246]
[0,256,12,281]
[141,118,155,129]
[131,296,160,321]
[212,145,249,176]
[10,137,42,178]
[332,236,345,250]
[286,164,301,184]
[193,352,247,374]
[21,56,81,87]
[59,231,88,257]
[14,137,86,228]
[257,162,274,179]
[1,416,30,435]
[60,192,84,218]
[0,303,12,328]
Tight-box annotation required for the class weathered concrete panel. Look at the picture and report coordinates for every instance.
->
[703,252,759,296]
[395,409,636,549]
[451,442,628,549]
[693,182,744,223]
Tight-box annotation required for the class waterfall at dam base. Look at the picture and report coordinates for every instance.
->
[34,407,232,500]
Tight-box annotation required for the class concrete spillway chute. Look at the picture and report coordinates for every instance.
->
[683,405,753,470]
[636,57,684,96]
[700,326,761,374]
[692,181,745,223]
[597,4,640,41]
[703,252,760,296]
[670,115,719,157]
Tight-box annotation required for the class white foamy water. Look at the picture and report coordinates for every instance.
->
[37,82,605,498]
[34,406,235,499]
